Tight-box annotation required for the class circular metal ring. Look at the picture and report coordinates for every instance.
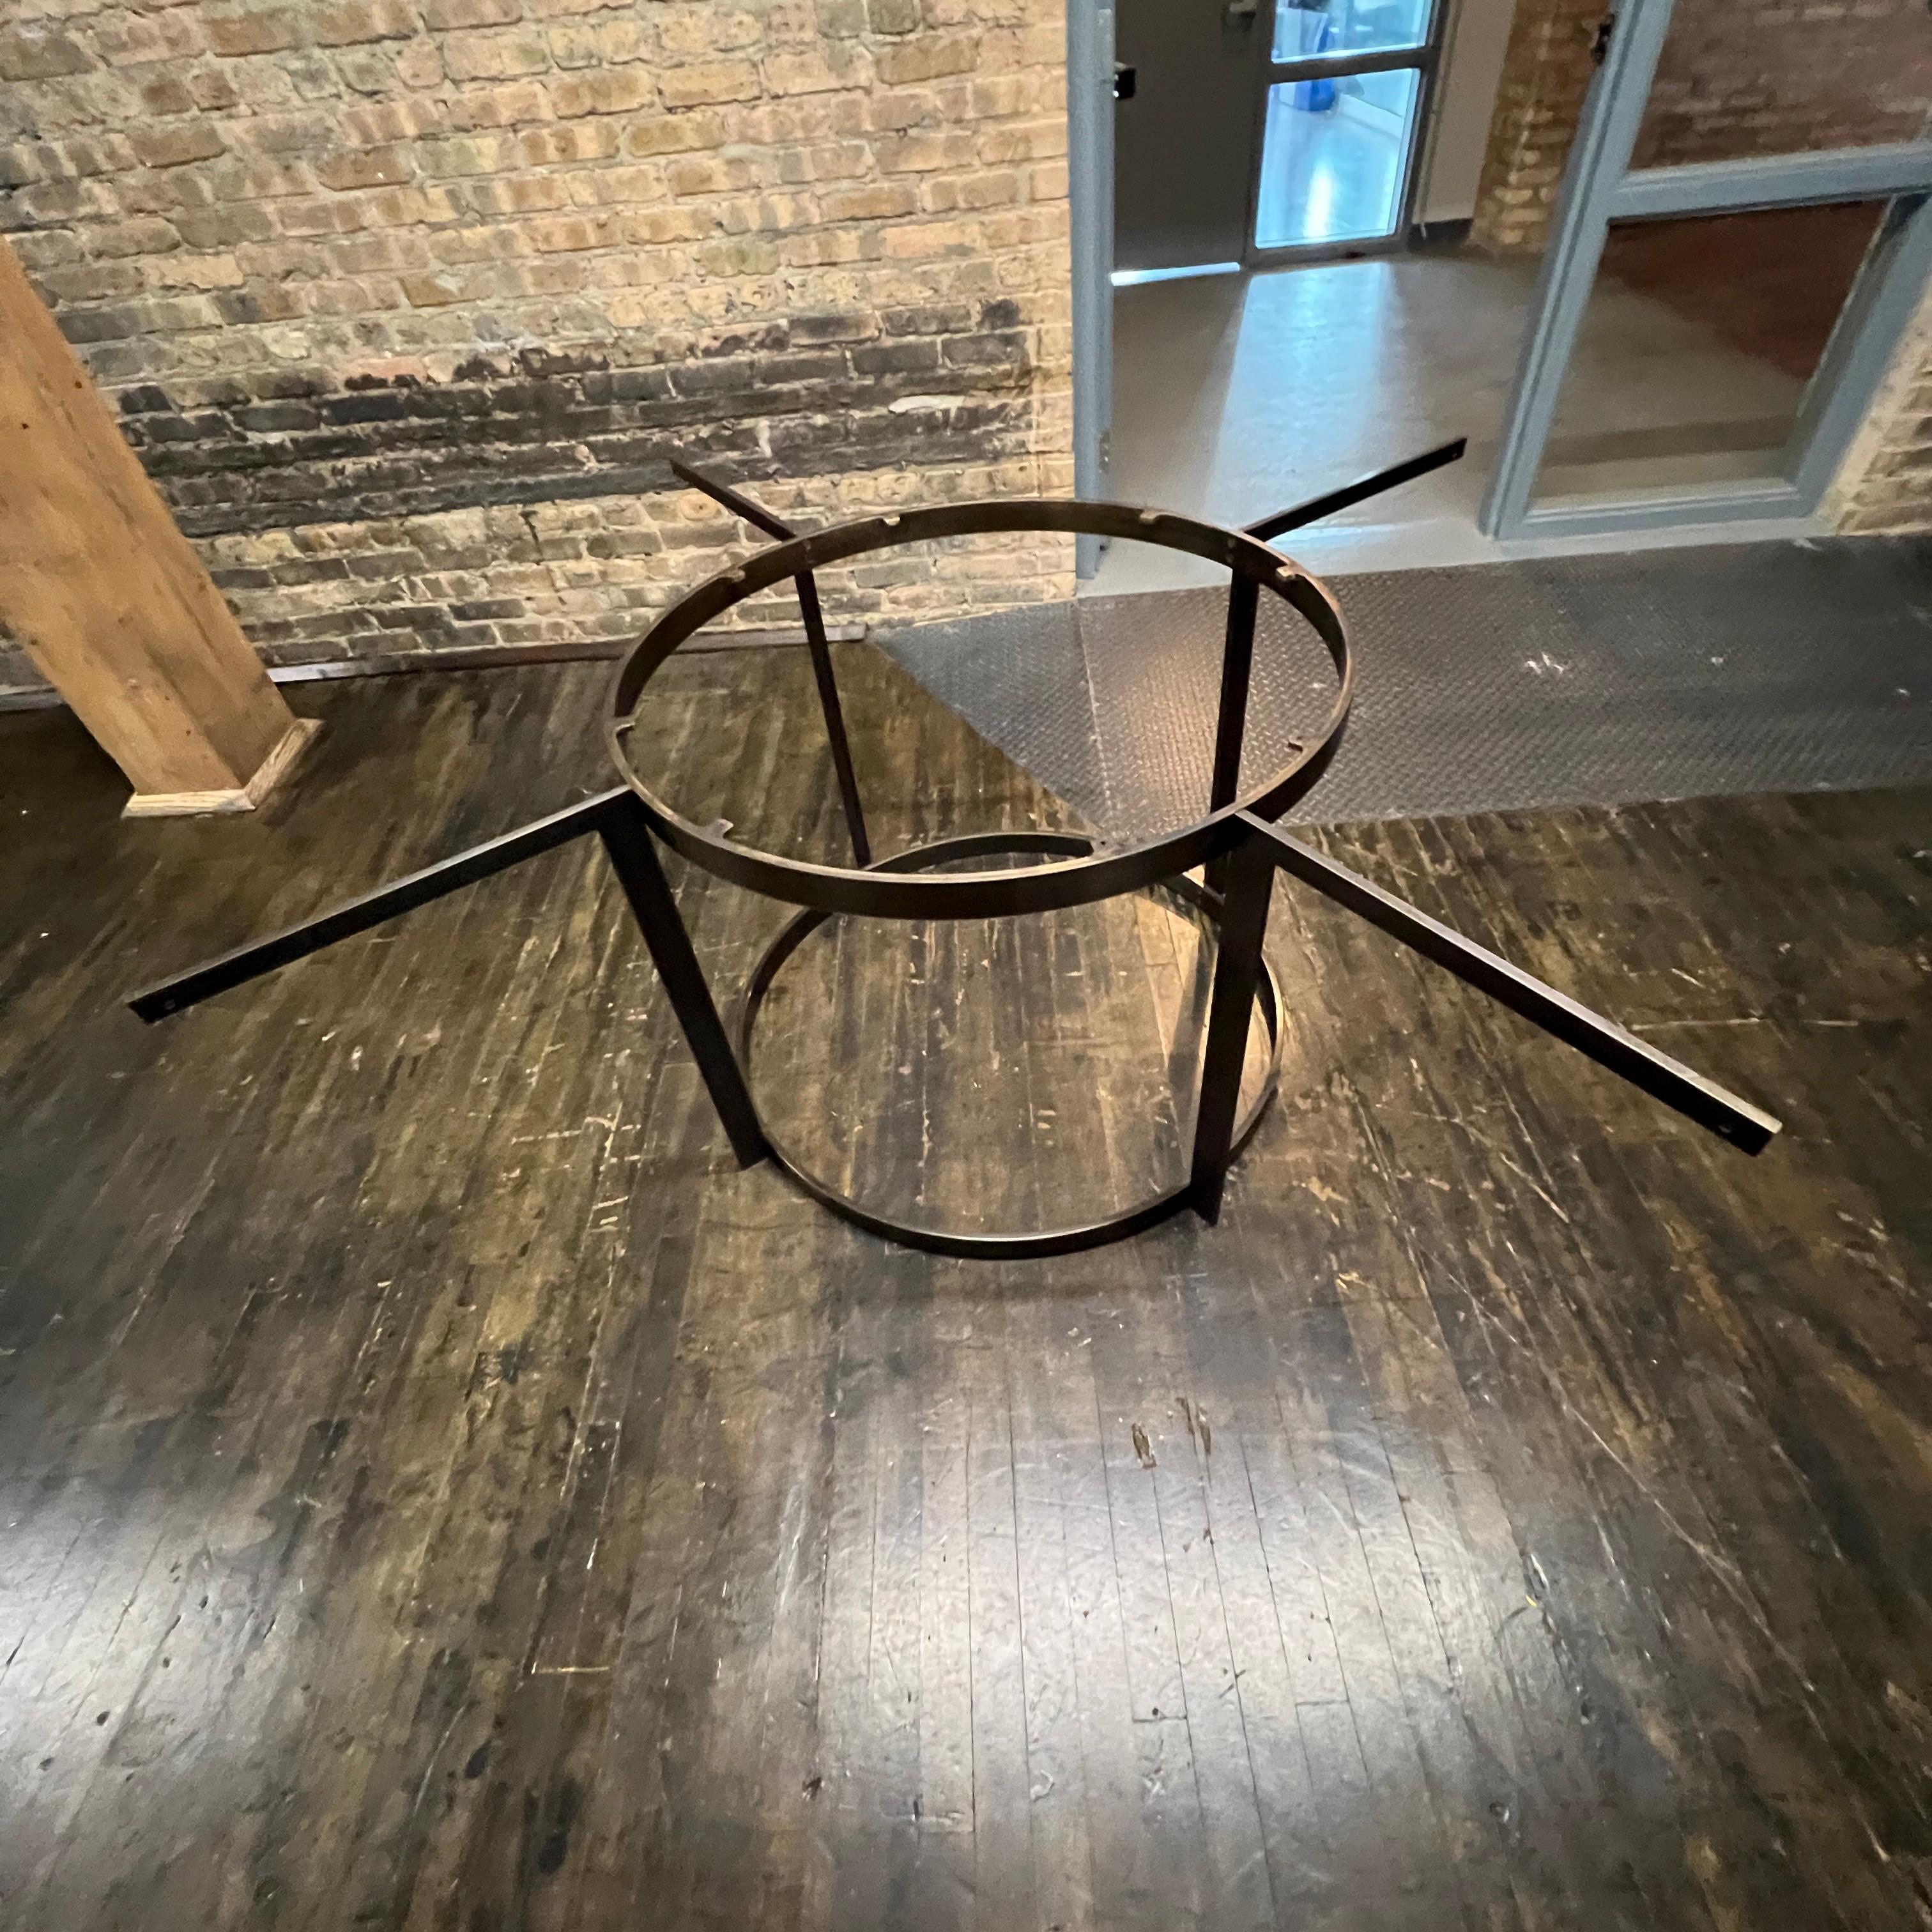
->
[736,831,1284,1261]
[606,496,1352,920]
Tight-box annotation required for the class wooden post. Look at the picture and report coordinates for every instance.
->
[0,240,316,816]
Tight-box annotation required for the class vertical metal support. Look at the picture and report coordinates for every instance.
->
[795,570,873,866]
[666,456,871,866]
[1189,827,1275,1222]
[596,795,770,1170]
[1205,572,1261,898]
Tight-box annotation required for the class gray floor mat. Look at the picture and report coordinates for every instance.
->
[879,535,1932,837]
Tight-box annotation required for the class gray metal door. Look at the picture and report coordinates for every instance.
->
[1114,0,1265,273]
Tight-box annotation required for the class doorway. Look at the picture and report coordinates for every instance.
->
[1089,0,1521,588]
[1113,0,1446,274]
[1481,0,1932,537]
[1084,0,1932,581]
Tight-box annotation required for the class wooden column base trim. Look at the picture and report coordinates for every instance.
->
[123,716,322,819]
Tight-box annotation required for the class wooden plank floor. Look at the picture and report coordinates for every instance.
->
[1,648,1929,1931]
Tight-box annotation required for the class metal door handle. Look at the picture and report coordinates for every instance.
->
[1227,0,1258,17]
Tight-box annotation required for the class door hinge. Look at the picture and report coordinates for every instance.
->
[1112,60,1137,99]
[1590,13,1615,63]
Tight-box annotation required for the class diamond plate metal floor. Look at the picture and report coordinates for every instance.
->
[879,535,1932,837]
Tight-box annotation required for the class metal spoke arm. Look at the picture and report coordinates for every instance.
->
[1245,438,1467,543]
[126,788,629,1021]
[666,452,871,865]
[125,788,769,1169]
[668,454,796,542]
[1236,812,1781,1153]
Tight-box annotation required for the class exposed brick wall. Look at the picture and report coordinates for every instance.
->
[1471,0,1932,257]
[1629,0,1932,169]
[1466,0,1598,256]
[1828,280,1932,534]
[0,0,1074,695]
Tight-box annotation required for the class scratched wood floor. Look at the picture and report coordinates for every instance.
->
[1,645,1929,1931]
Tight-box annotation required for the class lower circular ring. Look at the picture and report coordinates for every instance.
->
[737,831,1284,1261]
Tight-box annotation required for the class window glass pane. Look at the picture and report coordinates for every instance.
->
[1254,66,1422,249]
[1632,0,1932,167]
[1273,0,1431,61]
[1533,201,1890,507]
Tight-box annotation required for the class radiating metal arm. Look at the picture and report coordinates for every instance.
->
[668,456,797,542]
[1237,812,1781,1153]
[1190,809,1778,1220]
[126,788,629,1021]
[668,454,871,864]
[125,789,769,1170]
[1245,437,1468,542]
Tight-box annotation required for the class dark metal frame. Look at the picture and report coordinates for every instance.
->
[128,439,1780,1259]
[739,832,1285,1260]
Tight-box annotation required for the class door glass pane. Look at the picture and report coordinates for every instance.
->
[1254,66,1421,248]
[1632,0,1932,167]
[1533,201,1889,507]
[1273,0,1430,61]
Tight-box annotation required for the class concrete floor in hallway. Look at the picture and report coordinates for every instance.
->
[1099,252,1812,592]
